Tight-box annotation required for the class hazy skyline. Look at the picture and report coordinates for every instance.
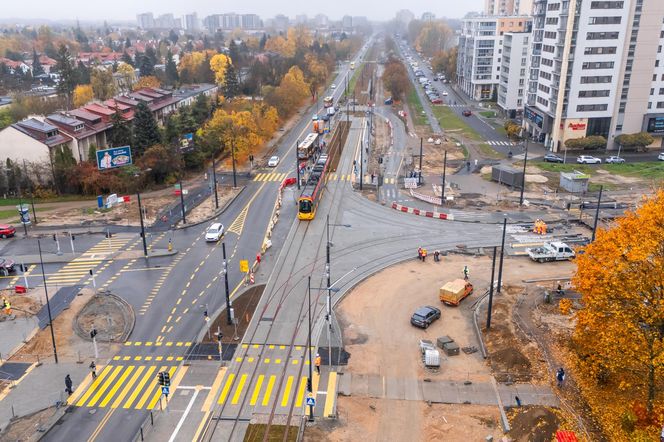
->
[2,0,484,23]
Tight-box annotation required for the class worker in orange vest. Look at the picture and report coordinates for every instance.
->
[2,297,10,315]
[314,353,321,374]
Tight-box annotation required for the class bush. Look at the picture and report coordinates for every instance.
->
[504,121,522,140]
[564,135,607,150]
[615,132,655,152]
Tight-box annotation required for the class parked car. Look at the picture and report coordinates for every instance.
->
[384,97,393,105]
[0,224,16,238]
[205,223,225,242]
[543,153,564,163]
[268,156,280,167]
[0,257,15,276]
[431,98,443,104]
[659,152,664,161]
[577,155,602,164]
[462,109,472,117]
[605,156,625,164]
[442,91,449,96]
[410,305,441,329]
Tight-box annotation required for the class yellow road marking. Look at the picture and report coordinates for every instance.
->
[111,366,145,409]
[146,366,178,409]
[76,366,113,407]
[295,377,308,408]
[323,372,338,417]
[135,365,167,409]
[99,366,134,408]
[202,368,226,412]
[217,373,235,404]
[262,375,276,406]
[123,366,156,409]
[281,376,294,407]
[250,375,264,406]
[87,366,123,407]
[231,374,247,405]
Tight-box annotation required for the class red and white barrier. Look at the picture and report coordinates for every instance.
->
[391,202,454,221]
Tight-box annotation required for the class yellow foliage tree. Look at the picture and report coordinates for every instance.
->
[287,26,312,51]
[201,107,265,163]
[304,53,329,100]
[573,190,664,430]
[178,51,205,74]
[132,75,161,91]
[210,53,232,86]
[116,62,136,91]
[265,35,295,58]
[73,84,94,107]
[415,22,454,57]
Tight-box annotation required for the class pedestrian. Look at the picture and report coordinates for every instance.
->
[556,367,565,388]
[466,161,471,171]
[463,265,470,280]
[65,374,73,395]
[422,249,427,262]
[89,361,97,380]
[434,250,440,262]
[474,159,478,167]
[417,247,423,261]
[256,253,261,264]
[315,353,321,374]
[515,396,522,407]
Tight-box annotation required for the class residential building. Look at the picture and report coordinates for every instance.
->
[241,14,262,30]
[0,118,72,165]
[45,112,110,162]
[184,13,199,31]
[136,12,155,29]
[342,15,353,31]
[0,58,30,75]
[315,14,330,27]
[273,14,289,31]
[295,14,308,25]
[498,32,531,118]
[203,15,222,32]
[523,0,664,151]
[396,9,415,28]
[422,12,436,22]
[457,15,532,101]
[485,0,533,15]
[173,84,219,108]
[352,16,369,28]
[221,13,241,30]
[155,14,180,29]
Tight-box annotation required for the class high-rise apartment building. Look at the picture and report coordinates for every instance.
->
[396,9,415,28]
[315,14,329,27]
[136,13,154,29]
[498,32,531,117]
[241,14,262,30]
[422,12,436,22]
[524,0,664,151]
[457,16,532,101]
[184,13,199,31]
[485,0,533,15]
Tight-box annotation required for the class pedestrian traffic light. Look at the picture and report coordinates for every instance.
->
[71,234,75,241]
[216,331,223,341]
[158,371,166,386]
[52,234,56,241]
[90,329,97,339]
[163,372,171,386]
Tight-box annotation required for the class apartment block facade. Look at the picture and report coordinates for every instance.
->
[498,32,531,117]
[485,0,534,15]
[457,16,532,101]
[524,0,664,151]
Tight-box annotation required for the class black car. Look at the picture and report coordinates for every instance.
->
[0,258,15,276]
[410,306,441,329]
[543,153,564,163]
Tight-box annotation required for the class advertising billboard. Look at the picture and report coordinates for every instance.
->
[96,146,133,170]
[180,133,194,152]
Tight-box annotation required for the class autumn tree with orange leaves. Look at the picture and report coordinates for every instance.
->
[573,190,664,437]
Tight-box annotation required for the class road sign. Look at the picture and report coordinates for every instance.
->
[306,396,316,406]
[162,386,170,395]
[404,178,418,189]
[239,260,249,273]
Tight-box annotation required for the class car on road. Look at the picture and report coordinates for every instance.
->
[410,305,441,329]
[431,98,443,104]
[543,153,564,163]
[268,155,280,167]
[659,152,664,161]
[331,84,336,89]
[577,155,602,164]
[0,225,16,238]
[605,156,625,164]
[442,91,448,96]
[205,223,225,242]
[384,97,393,105]
[462,109,472,117]
[0,257,15,276]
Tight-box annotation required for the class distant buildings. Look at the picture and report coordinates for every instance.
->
[396,9,415,27]
[184,13,199,31]
[136,12,155,29]
[421,12,436,22]
[203,13,263,32]
[484,0,533,15]
[497,32,530,118]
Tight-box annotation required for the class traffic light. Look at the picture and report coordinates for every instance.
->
[158,371,166,386]
[216,331,223,341]
[52,234,56,241]
[90,328,97,339]
[163,371,171,386]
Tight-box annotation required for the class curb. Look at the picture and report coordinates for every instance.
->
[172,186,247,231]
[391,201,453,221]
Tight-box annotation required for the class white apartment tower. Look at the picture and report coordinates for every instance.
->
[457,16,532,101]
[498,32,531,117]
[485,0,534,15]
[524,0,664,151]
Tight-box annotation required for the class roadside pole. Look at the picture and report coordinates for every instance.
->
[296,139,301,190]
[307,276,314,422]
[519,138,529,206]
[231,139,237,189]
[441,150,447,205]
[178,178,186,224]
[418,138,423,186]
[68,232,75,255]
[137,192,148,258]
[223,243,232,325]
[496,217,507,294]
[486,246,497,330]
[360,140,363,191]
[22,262,28,289]
[212,156,219,210]
[38,239,58,364]
[592,185,604,242]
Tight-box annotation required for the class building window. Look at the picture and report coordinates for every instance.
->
[543,45,555,53]
[540,71,552,80]
[648,102,653,109]
[582,61,615,69]
[657,102,664,109]
[544,31,557,39]
[659,88,664,95]
[578,90,610,97]
[584,46,617,55]
[577,104,609,111]
[590,1,624,8]
[616,124,623,131]
[588,16,622,25]
[581,76,612,83]
[546,17,559,25]
[548,2,560,10]
[651,88,655,95]
[539,84,551,93]
[657,60,661,67]
[586,31,620,40]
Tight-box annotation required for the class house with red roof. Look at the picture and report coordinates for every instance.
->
[0,117,73,166]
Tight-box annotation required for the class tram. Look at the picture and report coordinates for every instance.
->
[298,153,329,220]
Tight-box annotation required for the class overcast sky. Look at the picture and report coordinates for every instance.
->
[3,0,484,23]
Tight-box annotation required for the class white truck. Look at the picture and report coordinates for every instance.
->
[527,241,575,263]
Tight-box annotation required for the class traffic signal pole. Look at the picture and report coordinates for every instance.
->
[223,242,232,325]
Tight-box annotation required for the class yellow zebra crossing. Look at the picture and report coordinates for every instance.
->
[72,364,185,410]
[253,173,397,185]
[253,172,288,182]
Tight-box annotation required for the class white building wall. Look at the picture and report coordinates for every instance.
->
[0,127,52,164]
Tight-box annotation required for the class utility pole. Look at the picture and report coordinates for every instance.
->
[212,156,219,210]
[222,242,232,324]
[326,215,332,369]
[296,139,301,190]
[496,217,507,294]
[38,240,58,363]
[592,185,604,242]
[30,195,37,225]
[231,138,237,188]
[441,150,447,206]
[137,192,148,258]
[418,138,423,186]
[486,246,497,330]
[178,177,186,224]
[519,138,529,206]
[360,139,364,190]
[307,276,314,422]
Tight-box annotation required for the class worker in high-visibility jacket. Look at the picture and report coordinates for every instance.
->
[314,353,321,374]
[2,297,11,315]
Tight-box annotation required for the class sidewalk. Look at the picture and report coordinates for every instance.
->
[0,316,38,360]
[9,247,177,266]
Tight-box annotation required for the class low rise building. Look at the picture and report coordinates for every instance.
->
[0,118,72,165]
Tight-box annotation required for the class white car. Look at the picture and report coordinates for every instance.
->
[576,155,602,164]
[268,156,280,167]
[605,156,625,164]
[205,223,224,242]
[331,84,336,89]
[658,152,664,161]
[442,91,448,96]
[434,138,442,145]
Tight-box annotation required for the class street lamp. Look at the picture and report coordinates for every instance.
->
[307,276,314,422]
[519,137,529,206]
[38,239,58,363]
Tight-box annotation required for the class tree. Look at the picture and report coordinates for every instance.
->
[138,144,181,184]
[55,44,78,107]
[415,22,454,57]
[229,40,240,66]
[381,58,410,101]
[223,63,240,100]
[132,75,161,91]
[116,63,136,91]
[176,105,197,135]
[191,94,210,124]
[168,29,179,45]
[73,84,94,107]
[77,61,91,84]
[121,50,134,66]
[614,132,655,152]
[573,190,664,432]
[91,68,116,100]
[504,121,523,140]
[108,109,133,147]
[132,101,161,155]
[162,114,179,145]
[32,49,44,76]
[52,145,77,193]
[432,47,458,81]
[304,53,328,100]
[165,50,179,85]
[210,53,231,85]
[125,37,131,49]
[259,33,267,51]
[565,135,607,150]
[265,65,309,117]
[138,51,155,77]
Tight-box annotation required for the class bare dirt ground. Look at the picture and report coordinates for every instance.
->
[0,405,57,441]
[10,288,121,362]
[305,399,503,442]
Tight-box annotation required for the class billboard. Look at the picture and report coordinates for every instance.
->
[96,146,132,170]
[180,133,194,152]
